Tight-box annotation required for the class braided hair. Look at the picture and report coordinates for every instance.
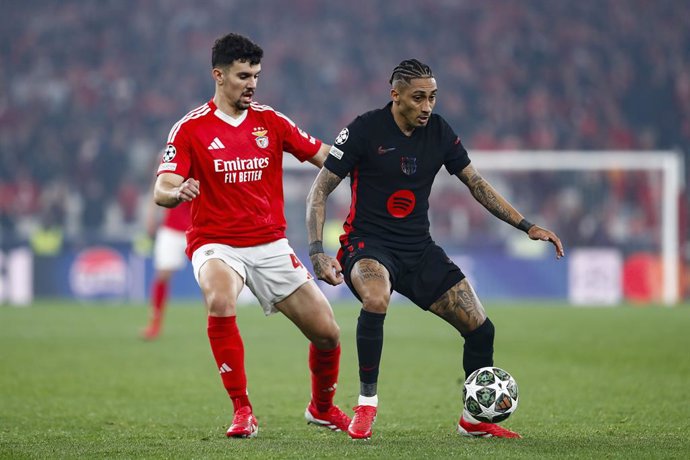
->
[389,59,434,86]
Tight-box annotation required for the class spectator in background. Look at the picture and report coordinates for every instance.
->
[0,0,687,264]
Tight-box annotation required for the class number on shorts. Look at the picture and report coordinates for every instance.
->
[290,253,303,269]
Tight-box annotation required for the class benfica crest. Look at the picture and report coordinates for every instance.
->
[400,156,417,175]
[252,128,269,149]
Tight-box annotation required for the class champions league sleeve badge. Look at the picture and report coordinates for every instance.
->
[163,144,177,162]
[334,127,349,145]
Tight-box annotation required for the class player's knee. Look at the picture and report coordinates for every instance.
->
[312,322,340,350]
[204,291,237,316]
[361,293,390,314]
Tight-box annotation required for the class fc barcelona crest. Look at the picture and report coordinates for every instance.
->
[400,156,417,175]
[252,128,269,149]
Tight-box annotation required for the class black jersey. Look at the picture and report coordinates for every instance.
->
[325,102,471,248]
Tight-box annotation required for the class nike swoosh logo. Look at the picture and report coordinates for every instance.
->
[377,146,396,155]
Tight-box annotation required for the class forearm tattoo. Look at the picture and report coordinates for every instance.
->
[430,279,486,335]
[306,170,343,245]
[458,167,519,226]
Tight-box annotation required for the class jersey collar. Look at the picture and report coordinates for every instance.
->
[208,99,248,127]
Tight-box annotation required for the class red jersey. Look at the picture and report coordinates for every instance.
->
[157,99,321,257]
[162,200,192,232]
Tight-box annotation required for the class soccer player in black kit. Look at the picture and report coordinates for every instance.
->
[306,59,564,440]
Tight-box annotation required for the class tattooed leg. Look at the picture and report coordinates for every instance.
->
[350,258,391,398]
[430,278,494,377]
[350,258,391,314]
[429,278,487,335]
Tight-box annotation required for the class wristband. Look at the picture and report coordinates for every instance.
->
[308,241,324,256]
[517,218,534,233]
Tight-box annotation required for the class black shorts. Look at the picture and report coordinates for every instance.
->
[337,237,465,310]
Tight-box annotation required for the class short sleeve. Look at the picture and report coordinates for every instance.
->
[440,118,471,175]
[275,111,322,162]
[158,124,191,178]
[324,118,366,178]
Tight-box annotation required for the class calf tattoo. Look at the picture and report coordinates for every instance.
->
[430,279,486,335]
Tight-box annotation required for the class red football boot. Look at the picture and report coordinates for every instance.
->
[304,402,351,432]
[457,416,521,438]
[347,405,377,440]
[226,406,258,438]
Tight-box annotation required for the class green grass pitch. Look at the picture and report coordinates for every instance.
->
[1,300,689,459]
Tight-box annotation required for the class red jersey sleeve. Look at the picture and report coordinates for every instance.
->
[273,111,322,162]
[157,114,194,178]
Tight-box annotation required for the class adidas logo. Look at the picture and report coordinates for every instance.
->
[208,137,226,150]
[321,384,337,393]
[219,363,232,374]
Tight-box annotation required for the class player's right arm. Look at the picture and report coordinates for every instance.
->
[306,167,344,285]
[306,143,332,168]
[154,172,200,208]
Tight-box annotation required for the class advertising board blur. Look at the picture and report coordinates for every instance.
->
[11,244,673,306]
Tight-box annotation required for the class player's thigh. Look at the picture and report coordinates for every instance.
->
[243,239,313,315]
[195,256,245,316]
[350,258,392,313]
[428,278,487,335]
[275,280,339,346]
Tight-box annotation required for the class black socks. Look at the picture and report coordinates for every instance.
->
[356,309,386,396]
[461,317,495,379]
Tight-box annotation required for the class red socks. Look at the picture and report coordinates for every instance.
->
[309,343,341,412]
[150,279,168,323]
[207,317,340,414]
[207,315,251,412]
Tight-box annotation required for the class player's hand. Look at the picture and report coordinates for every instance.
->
[527,225,565,259]
[176,178,200,202]
[310,253,344,285]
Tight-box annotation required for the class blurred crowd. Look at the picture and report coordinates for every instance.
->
[1,0,688,252]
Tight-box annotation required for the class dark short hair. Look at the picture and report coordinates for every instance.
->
[212,33,263,68]
[389,59,434,85]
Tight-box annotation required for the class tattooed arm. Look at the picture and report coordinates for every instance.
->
[456,164,523,226]
[456,164,565,258]
[306,168,345,284]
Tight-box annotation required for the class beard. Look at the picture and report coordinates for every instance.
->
[234,99,251,111]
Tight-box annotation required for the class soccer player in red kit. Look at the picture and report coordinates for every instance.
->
[141,199,191,340]
[153,33,350,438]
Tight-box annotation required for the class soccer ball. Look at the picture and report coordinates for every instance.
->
[463,367,519,423]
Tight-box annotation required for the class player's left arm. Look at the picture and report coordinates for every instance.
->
[456,163,565,258]
[306,143,331,168]
[306,167,345,285]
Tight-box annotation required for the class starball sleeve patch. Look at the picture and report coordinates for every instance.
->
[334,127,349,145]
[162,144,177,162]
